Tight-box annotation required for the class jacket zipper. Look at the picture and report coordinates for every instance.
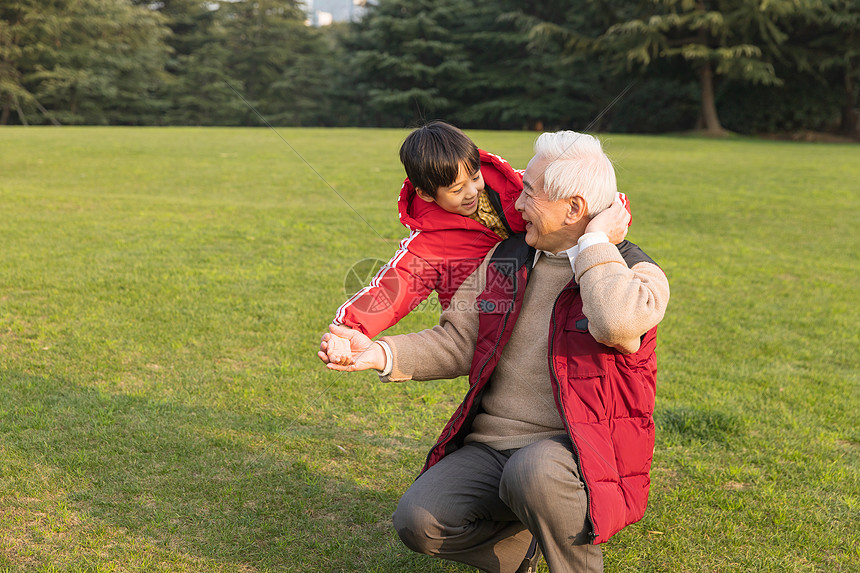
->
[549,285,599,543]
[422,267,519,472]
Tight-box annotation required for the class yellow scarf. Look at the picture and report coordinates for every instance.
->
[468,192,510,240]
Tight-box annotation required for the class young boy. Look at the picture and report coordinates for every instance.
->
[325,122,628,365]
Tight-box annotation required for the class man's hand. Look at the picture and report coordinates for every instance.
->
[586,201,630,244]
[318,324,386,372]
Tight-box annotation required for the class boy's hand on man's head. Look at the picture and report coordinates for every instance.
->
[318,325,386,372]
[586,202,630,244]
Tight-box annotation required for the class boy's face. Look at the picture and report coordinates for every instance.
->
[417,162,484,216]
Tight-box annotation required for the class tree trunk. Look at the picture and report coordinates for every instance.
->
[698,61,725,135]
[0,96,10,125]
[15,96,29,126]
[34,97,61,126]
[840,63,858,138]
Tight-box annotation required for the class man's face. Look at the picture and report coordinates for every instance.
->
[422,162,485,216]
[515,156,577,253]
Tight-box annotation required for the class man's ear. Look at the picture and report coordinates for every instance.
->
[415,188,436,203]
[564,195,588,224]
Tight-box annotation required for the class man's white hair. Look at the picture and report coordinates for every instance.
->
[533,131,617,216]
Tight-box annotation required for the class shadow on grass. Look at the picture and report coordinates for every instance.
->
[0,370,458,572]
[655,405,743,446]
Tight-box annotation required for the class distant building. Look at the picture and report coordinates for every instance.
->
[305,0,372,26]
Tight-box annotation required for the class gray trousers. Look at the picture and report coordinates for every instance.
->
[393,435,603,573]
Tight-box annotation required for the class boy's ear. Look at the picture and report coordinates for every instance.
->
[564,195,588,225]
[415,188,436,203]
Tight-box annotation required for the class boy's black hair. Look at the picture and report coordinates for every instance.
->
[399,121,481,199]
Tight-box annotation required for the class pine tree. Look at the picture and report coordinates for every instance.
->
[599,0,798,134]
[814,0,860,135]
[0,0,59,124]
[343,0,475,126]
[219,0,332,126]
[1,0,171,125]
[145,0,243,125]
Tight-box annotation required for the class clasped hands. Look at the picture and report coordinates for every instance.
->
[318,325,385,372]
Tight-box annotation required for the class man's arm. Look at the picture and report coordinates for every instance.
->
[571,203,669,353]
[574,242,669,354]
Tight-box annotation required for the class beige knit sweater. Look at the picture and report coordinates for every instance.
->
[380,241,670,451]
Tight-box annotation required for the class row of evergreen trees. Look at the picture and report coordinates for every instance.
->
[1,0,857,136]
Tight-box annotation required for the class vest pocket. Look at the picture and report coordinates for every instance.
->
[562,313,607,377]
[565,313,590,333]
[559,313,610,422]
[561,373,609,423]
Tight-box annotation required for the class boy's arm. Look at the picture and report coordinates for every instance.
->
[332,231,440,338]
[321,254,489,380]
[376,252,488,382]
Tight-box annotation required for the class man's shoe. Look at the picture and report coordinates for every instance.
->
[516,536,542,573]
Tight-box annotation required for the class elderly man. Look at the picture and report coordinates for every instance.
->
[319,131,670,573]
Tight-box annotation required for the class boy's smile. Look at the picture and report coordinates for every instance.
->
[417,162,485,216]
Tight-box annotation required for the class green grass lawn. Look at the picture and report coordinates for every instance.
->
[0,126,858,572]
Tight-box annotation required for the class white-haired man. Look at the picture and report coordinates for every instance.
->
[320,131,670,573]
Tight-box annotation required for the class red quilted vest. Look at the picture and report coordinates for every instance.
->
[421,235,659,544]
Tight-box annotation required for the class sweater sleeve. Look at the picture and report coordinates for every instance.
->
[574,242,670,354]
[377,252,490,382]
